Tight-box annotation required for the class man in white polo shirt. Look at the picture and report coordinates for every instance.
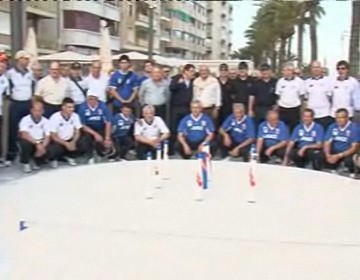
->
[305,61,333,130]
[330,60,358,119]
[275,63,305,132]
[84,61,109,103]
[35,61,71,118]
[48,97,82,168]
[18,99,50,173]
[134,104,170,160]
[6,50,34,165]
[68,62,88,112]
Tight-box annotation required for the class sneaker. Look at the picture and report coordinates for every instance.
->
[87,157,95,165]
[22,164,32,173]
[50,160,58,169]
[32,163,40,170]
[64,157,77,166]
[4,160,11,167]
[222,156,232,162]
[349,173,356,179]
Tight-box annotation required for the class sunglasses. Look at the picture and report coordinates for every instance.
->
[337,67,347,70]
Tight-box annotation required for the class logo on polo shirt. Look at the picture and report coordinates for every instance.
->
[231,121,235,126]
[0,79,4,84]
[201,120,206,126]
[311,131,316,137]
[85,110,91,116]
[98,109,103,115]
[333,129,338,136]
[59,123,64,126]
[117,78,122,84]
[118,120,124,126]
[263,127,268,133]
[275,128,280,134]
[29,125,33,129]
[187,120,193,127]
[242,123,246,129]
[309,84,314,87]
[346,130,351,137]
[299,129,304,137]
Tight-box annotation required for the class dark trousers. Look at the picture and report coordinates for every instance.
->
[169,106,190,154]
[77,132,109,158]
[154,104,167,124]
[325,149,355,173]
[18,139,48,164]
[136,142,157,160]
[48,141,79,161]
[43,102,61,118]
[279,106,300,132]
[176,139,217,160]
[112,135,133,159]
[220,142,250,161]
[260,145,286,163]
[6,100,31,161]
[289,148,323,170]
[314,116,333,131]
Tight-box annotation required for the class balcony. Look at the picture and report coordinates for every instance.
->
[136,38,148,48]
[26,1,57,18]
[62,29,120,50]
[160,9,170,22]
[166,39,190,50]
[135,13,149,28]
[160,31,170,42]
[37,35,58,51]
[0,1,9,11]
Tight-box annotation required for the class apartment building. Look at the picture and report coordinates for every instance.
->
[0,0,121,55]
[206,1,233,60]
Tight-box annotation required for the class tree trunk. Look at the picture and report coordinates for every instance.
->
[279,37,286,69]
[287,36,292,60]
[297,21,304,67]
[309,10,318,61]
[349,1,360,76]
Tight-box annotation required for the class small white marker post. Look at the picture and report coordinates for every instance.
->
[195,152,205,201]
[247,145,257,204]
[161,140,170,180]
[145,151,155,199]
[202,143,212,183]
[155,144,162,189]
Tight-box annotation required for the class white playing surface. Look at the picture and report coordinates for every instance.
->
[0,160,360,280]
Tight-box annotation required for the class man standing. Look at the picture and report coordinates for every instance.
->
[48,98,82,168]
[68,62,88,112]
[324,108,359,174]
[0,61,9,162]
[84,61,109,103]
[169,64,195,154]
[193,65,221,122]
[6,50,34,165]
[218,63,235,125]
[275,64,305,131]
[330,60,358,119]
[139,66,170,122]
[249,63,278,126]
[231,62,253,113]
[77,93,112,163]
[111,103,135,161]
[305,61,333,130]
[283,109,324,170]
[228,67,238,81]
[177,100,215,159]
[35,61,71,118]
[134,105,170,160]
[219,103,255,161]
[18,100,50,173]
[257,110,289,163]
[109,55,139,113]
[138,60,155,86]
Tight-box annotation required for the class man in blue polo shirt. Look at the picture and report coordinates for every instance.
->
[324,108,359,174]
[219,103,255,161]
[283,108,324,170]
[256,109,289,163]
[109,55,139,113]
[177,100,215,159]
[78,92,113,163]
[110,103,135,160]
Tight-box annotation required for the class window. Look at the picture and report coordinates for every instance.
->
[105,19,118,36]
[129,4,133,17]
[63,11,99,33]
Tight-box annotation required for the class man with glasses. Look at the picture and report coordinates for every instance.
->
[324,108,359,175]
[35,61,71,118]
[330,60,358,119]
[109,55,139,113]
[305,61,333,130]
[84,61,109,103]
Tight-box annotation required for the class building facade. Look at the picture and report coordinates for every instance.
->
[206,1,233,60]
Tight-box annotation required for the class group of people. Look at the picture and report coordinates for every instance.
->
[0,49,359,177]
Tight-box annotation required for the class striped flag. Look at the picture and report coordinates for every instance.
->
[196,172,202,188]
[249,166,256,187]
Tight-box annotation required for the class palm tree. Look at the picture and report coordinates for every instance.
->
[349,1,360,76]
[296,2,308,67]
[306,0,325,61]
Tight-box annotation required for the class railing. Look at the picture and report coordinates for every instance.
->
[137,13,149,23]
[103,0,119,7]
[161,31,171,40]
[160,9,170,19]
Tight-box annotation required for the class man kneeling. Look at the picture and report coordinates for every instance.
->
[18,99,51,173]
[283,109,324,170]
[48,98,82,168]
[219,103,255,161]
[177,100,215,159]
[256,110,289,163]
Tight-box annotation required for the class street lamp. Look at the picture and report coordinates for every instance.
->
[10,1,25,62]
[148,4,156,60]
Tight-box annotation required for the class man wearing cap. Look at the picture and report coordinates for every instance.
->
[218,63,236,126]
[231,62,254,115]
[68,62,88,112]
[77,92,113,163]
[84,61,109,103]
[275,63,305,132]
[193,65,221,123]
[249,63,278,127]
[5,50,34,165]
[109,55,139,113]
[35,61,71,118]
[304,61,333,130]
